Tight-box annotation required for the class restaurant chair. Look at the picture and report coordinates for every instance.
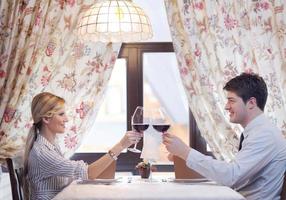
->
[97,160,116,179]
[281,172,286,200]
[173,155,204,179]
[6,157,24,200]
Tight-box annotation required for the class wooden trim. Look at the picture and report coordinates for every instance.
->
[117,43,176,172]
[72,42,210,171]
[6,158,23,200]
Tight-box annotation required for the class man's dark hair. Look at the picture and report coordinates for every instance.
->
[223,73,268,111]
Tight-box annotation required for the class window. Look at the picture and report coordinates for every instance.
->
[76,59,127,153]
[72,43,209,172]
[142,52,189,164]
[72,0,211,171]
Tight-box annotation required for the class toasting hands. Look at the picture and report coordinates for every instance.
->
[120,131,143,149]
[162,132,191,161]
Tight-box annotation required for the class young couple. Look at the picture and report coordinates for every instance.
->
[24,73,286,200]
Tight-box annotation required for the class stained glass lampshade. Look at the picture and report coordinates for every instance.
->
[76,0,153,42]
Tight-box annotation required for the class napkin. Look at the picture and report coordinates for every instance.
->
[140,128,162,162]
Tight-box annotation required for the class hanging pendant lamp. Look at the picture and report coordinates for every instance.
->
[76,0,153,42]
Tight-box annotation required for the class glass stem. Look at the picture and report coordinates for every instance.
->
[149,164,152,182]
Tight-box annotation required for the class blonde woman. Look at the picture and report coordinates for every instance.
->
[23,92,142,200]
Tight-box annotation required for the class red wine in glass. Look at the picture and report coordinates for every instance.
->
[128,106,150,153]
[133,124,149,132]
[152,124,170,132]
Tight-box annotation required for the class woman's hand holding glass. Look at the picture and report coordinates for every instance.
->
[128,106,150,153]
[120,130,143,149]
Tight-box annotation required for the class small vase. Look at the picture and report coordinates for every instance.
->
[138,167,150,179]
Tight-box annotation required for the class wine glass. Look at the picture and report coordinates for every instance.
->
[152,107,171,134]
[128,106,150,153]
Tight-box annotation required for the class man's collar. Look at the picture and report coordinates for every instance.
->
[243,113,266,137]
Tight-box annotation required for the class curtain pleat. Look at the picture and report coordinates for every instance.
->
[164,0,286,161]
[0,0,121,162]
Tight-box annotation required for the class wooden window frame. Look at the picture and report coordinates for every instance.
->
[71,42,208,173]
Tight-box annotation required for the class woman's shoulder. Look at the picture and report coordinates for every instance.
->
[31,137,53,156]
[30,140,44,157]
[29,139,59,167]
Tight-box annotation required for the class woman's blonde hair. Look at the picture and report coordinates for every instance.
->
[23,92,65,200]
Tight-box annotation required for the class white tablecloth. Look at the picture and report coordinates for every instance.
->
[53,175,245,200]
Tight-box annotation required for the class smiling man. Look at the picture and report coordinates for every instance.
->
[163,73,286,200]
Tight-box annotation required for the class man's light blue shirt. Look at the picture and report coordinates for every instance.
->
[186,114,286,200]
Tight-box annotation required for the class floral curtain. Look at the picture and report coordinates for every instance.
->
[164,0,286,161]
[0,0,120,163]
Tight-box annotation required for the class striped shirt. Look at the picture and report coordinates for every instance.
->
[28,134,88,200]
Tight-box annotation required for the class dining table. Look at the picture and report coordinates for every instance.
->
[52,172,246,200]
